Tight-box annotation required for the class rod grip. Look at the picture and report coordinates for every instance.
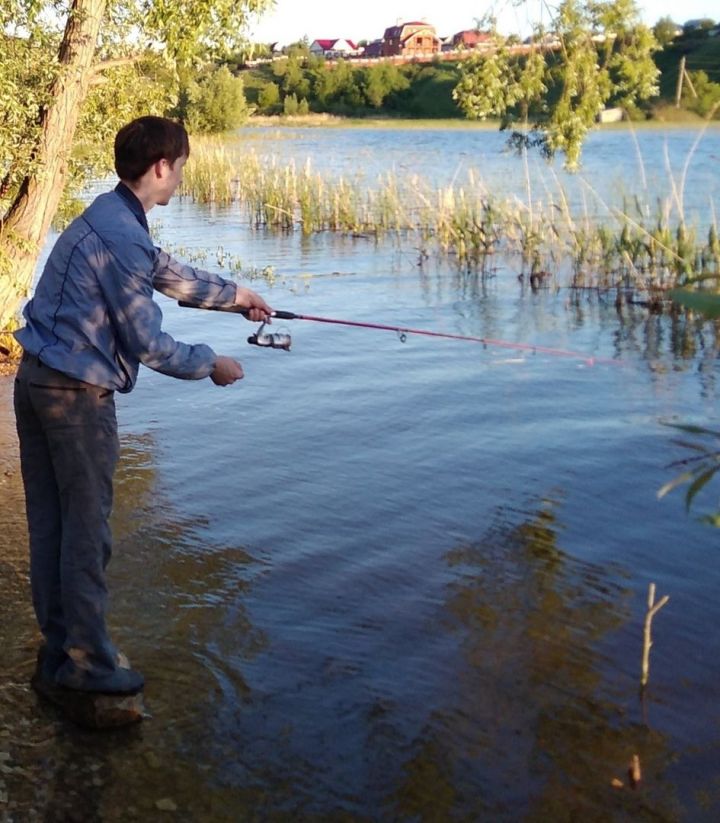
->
[178,301,297,320]
[178,301,246,314]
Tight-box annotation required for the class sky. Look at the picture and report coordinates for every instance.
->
[247,1,717,46]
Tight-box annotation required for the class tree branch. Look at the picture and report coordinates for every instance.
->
[90,56,142,77]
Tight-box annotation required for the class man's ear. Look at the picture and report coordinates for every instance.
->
[153,159,168,179]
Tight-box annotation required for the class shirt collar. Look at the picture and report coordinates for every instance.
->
[115,182,149,234]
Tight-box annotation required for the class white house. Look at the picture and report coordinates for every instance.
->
[309,39,359,58]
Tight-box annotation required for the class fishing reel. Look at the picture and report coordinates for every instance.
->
[247,321,291,351]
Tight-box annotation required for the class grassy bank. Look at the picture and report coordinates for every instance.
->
[245,112,720,130]
[245,114,501,129]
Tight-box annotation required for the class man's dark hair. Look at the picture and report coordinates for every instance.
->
[114,116,190,181]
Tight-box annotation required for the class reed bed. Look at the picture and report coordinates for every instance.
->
[179,138,720,297]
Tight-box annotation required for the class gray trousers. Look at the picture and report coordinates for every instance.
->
[14,352,120,679]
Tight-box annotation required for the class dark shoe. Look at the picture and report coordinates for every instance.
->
[55,662,144,696]
[31,646,145,729]
[31,645,68,695]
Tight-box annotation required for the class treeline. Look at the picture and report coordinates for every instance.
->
[165,21,720,134]
[229,24,720,124]
[238,54,463,119]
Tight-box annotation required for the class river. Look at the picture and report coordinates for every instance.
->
[1,124,719,820]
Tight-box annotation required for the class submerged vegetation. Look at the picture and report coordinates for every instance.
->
[180,136,720,301]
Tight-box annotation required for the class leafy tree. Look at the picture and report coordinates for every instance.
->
[284,56,311,99]
[0,0,272,335]
[653,16,680,47]
[683,18,716,35]
[453,0,659,169]
[257,81,281,113]
[284,38,310,59]
[363,63,410,108]
[310,59,364,112]
[683,70,720,117]
[182,66,251,133]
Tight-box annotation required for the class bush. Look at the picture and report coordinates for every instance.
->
[684,70,720,117]
[258,81,281,113]
[183,66,250,133]
[283,93,299,115]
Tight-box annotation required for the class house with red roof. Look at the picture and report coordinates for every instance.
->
[309,38,359,58]
[452,29,494,49]
[381,21,441,57]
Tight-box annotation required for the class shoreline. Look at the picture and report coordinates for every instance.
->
[243,112,719,131]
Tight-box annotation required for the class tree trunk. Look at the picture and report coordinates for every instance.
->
[0,0,106,333]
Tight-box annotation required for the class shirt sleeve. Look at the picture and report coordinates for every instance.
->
[152,249,238,307]
[98,238,218,380]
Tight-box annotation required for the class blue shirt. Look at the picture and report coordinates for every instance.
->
[15,184,238,392]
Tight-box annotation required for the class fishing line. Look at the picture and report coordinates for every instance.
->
[178,301,619,366]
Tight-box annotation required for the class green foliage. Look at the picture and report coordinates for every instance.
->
[74,55,176,184]
[257,81,280,113]
[384,63,462,118]
[142,0,273,61]
[283,93,299,115]
[658,423,720,525]
[683,19,716,35]
[243,59,462,119]
[663,284,720,526]
[0,31,57,213]
[683,70,720,117]
[669,287,720,318]
[654,29,720,101]
[453,48,546,123]
[653,16,680,47]
[0,0,271,218]
[274,55,311,99]
[364,63,410,108]
[180,65,250,133]
[453,0,659,169]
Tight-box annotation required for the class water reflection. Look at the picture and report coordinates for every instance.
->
[386,498,682,819]
[0,423,267,820]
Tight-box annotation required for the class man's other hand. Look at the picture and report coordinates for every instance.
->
[210,355,244,386]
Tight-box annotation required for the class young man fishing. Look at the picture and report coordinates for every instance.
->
[13,116,271,709]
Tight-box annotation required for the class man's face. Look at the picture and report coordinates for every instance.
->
[156,154,187,205]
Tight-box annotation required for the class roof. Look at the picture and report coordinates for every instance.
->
[311,38,358,50]
[383,21,436,39]
[452,29,493,46]
[400,28,441,45]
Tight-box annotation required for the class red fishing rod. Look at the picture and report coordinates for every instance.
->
[178,301,618,366]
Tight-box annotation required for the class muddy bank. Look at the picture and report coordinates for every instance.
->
[0,375,56,820]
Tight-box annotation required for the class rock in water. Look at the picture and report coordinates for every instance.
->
[31,672,145,730]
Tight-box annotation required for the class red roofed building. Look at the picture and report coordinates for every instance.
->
[381,21,441,57]
[309,38,359,58]
[452,29,493,49]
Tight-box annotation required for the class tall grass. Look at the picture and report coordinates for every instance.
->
[179,137,720,296]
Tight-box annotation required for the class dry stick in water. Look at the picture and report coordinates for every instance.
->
[641,582,670,689]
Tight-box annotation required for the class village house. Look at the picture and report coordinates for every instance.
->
[381,21,441,57]
[451,29,494,49]
[309,38,359,58]
[362,39,384,57]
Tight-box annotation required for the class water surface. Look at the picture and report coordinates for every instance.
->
[1,126,719,820]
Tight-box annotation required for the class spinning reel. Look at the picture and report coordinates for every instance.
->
[247,321,291,351]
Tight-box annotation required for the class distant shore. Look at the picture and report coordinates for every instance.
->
[244,111,718,130]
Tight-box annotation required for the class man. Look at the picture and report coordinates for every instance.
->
[14,116,271,699]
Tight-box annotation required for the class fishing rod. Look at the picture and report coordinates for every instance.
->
[178,301,617,366]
